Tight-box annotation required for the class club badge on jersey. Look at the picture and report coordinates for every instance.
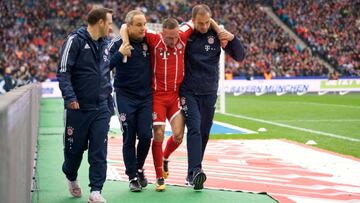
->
[180,97,186,105]
[103,48,109,62]
[204,35,217,52]
[208,36,215,44]
[119,113,127,122]
[67,126,74,136]
[177,43,183,49]
[142,43,148,57]
[152,112,158,120]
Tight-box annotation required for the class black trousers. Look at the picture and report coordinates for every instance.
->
[180,92,217,177]
[62,100,111,192]
[114,90,152,180]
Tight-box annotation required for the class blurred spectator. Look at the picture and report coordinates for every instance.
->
[225,68,233,80]
[264,69,273,80]
[3,68,15,92]
[329,71,339,80]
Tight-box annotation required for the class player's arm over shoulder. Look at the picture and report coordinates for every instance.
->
[144,28,160,45]
[179,21,194,40]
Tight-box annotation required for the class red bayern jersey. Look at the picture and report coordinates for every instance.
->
[145,23,193,92]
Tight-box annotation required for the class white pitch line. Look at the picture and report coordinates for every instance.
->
[285,101,360,110]
[273,119,360,122]
[223,113,360,142]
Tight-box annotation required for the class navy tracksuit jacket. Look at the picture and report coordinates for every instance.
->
[109,37,152,180]
[57,26,113,191]
[180,28,245,177]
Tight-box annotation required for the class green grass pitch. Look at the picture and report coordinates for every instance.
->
[214,93,360,158]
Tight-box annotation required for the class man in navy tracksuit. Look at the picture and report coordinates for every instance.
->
[57,8,113,203]
[180,4,245,190]
[109,10,152,192]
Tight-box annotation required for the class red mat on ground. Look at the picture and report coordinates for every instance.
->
[107,138,360,203]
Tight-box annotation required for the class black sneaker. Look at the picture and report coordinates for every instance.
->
[185,175,193,187]
[192,169,206,191]
[129,177,142,192]
[137,169,148,188]
[163,159,169,179]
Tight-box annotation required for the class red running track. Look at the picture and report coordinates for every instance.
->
[107,137,360,203]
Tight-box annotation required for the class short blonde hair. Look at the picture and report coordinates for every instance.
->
[162,18,179,29]
[192,4,211,18]
[125,10,145,25]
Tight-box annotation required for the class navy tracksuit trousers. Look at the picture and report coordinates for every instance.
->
[62,100,111,192]
[180,92,217,177]
[114,90,152,180]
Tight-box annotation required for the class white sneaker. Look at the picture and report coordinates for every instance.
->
[88,191,106,203]
[67,180,82,197]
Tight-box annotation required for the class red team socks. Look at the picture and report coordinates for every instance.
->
[152,136,181,178]
[163,135,181,160]
[152,140,164,178]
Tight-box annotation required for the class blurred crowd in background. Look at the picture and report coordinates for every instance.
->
[1,0,358,93]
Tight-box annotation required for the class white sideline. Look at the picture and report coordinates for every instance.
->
[273,119,360,122]
[223,113,360,142]
[280,101,360,109]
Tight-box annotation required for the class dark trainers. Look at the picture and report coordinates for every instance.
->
[185,176,193,187]
[155,177,165,191]
[137,169,148,188]
[192,169,206,191]
[163,159,169,179]
[129,177,142,192]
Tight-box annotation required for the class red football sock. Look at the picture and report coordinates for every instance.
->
[152,140,163,179]
[163,135,181,160]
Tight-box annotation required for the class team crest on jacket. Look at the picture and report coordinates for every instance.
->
[119,113,126,122]
[208,36,215,44]
[142,43,148,51]
[67,126,74,136]
[180,97,186,105]
[103,48,109,62]
[103,55,109,62]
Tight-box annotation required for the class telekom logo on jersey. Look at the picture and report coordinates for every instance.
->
[160,51,170,60]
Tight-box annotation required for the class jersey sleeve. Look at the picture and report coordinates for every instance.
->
[179,22,194,41]
[145,29,160,47]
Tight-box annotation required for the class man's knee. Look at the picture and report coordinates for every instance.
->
[153,126,165,141]
[138,128,152,143]
[173,130,184,144]
[186,123,201,137]
[172,123,184,143]
[138,136,152,145]
[171,116,185,143]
